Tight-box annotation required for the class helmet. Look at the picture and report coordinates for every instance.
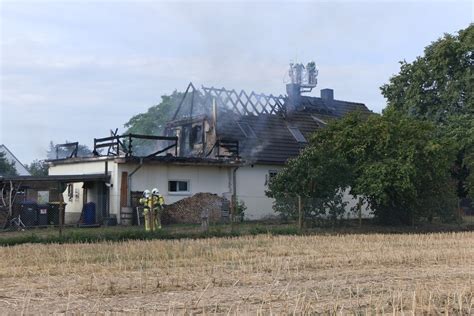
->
[143,190,151,198]
[151,188,159,195]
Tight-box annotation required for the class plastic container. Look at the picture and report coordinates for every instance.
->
[47,203,60,225]
[20,201,38,227]
[37,205,48,226]
[83,202,96,225]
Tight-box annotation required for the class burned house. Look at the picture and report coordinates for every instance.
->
[48,63,372,224]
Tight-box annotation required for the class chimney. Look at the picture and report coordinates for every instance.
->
[321,89,334,102]
[286,83,301,112]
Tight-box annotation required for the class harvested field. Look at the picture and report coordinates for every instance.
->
[0,232,473,314]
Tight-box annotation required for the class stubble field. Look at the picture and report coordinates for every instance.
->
[0,232,472,314]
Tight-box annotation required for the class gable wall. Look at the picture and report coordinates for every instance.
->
[235,164,282,220]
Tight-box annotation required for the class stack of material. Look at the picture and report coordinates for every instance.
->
[163,193,228,224]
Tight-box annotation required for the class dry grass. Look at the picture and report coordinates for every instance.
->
[0,232,472,314]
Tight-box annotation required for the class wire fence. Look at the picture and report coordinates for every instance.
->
[1,202,65,231]
[1,194,473,234]
[272,195,368,229]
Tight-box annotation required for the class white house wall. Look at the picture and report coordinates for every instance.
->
[235,165,372,220]
[48,159,372,224]
[235,165,282,220]
[48,160,118,224]
[48,160,111,176]
[119,164,232,206]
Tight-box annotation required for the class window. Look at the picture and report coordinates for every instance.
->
[269,170,278,180]
[265,170,278,186]
[237,122,257,138]
[288,126,307,143]
[190,125,203,144]
[67,184,73,202]
[168,180,190,193]
[311,115,327,125]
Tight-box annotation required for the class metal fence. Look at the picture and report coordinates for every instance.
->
[2,202,65,231]
[1,193,473,233]
[272,195,366,229]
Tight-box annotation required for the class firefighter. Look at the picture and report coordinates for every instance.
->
[151,188,165,229]
[139,190,153,231]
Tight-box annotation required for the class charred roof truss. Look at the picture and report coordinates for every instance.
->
[202,86,286,117]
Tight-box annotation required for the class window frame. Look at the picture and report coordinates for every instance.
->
[266,170,278,186]
[287,126,307,143]
[168,179,191,195]
[237,122,257,138]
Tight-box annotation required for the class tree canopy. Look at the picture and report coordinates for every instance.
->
[123,91,183,155]
[124,91,183,135]
[269,25,472,225]
[267,112,458,225]
[381,24,473,121]
[0,151,18,176]
[381,24,473,198]
[25,159,49,176]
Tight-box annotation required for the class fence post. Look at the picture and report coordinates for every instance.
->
[58,188,65,238]
[298,195,303,231]
[358,197,362,228]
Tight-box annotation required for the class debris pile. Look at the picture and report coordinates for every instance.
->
[163,193,229,224]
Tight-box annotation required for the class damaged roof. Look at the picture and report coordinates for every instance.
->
[218,96,371,165]
[167,83,371,165]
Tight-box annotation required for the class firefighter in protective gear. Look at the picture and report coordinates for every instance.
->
[139,190,154,231]
[151,188,165,229]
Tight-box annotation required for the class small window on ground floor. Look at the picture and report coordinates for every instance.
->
[168,180,190,193]
[265,170,278,186]
[269,170,278,180]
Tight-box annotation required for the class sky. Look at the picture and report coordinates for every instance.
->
[0,0,472,164]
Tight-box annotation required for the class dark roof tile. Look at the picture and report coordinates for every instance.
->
[217,95,371,164]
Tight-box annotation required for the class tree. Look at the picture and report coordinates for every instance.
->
[268,112,458,225]
[123,91,183,156]
[25,159,49,176]
[267,113,354,225]
[0,151,18,176]
[381,25,473,121]
[381,24,473,199]
[124,91,184,135]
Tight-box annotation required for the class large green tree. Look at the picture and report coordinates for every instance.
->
[123,91,183,156]
[25,159,49,176]
[124,91,184,135]
[0,151,18,176]
[268,112,458,225]
[381,25,473,121]
[381,24,473,198]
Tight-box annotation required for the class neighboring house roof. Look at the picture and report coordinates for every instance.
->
[0,145,31,176]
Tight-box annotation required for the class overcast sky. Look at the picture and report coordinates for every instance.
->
[0,0,472,164]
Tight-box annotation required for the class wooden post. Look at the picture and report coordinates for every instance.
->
[358,197,362,228]
[59,192,64,238]
[8,181,13,217]
[230,196,235,231]
[298,195,303,231]
[120,172,128,208]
